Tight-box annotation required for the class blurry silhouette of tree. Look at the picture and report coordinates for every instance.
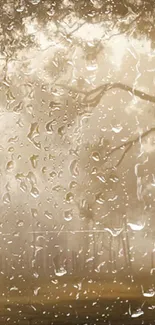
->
[1,0,155,54]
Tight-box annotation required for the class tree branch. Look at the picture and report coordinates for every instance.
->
[57,82,155,107]
[83,82,155,107]
[103,127,155,170]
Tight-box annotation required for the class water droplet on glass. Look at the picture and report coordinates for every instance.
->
[30,187,39,198]
[31,208,38,218]
[6,160,14,171]
[33,272,39,278]
[44,211,53,220]
[28,123,40,149]
[54,267,67,277]
[6,88,15,104]
[131,309,144,318]
[27,172,37,185]
[86,62,98,71]
[112,125,123,133]
[109,173,119,183]
[95,192,105,204]
[96,173,106,183]
[29,0,40,4]
[141,286,155,297]
[69,181,77,189]
[95,262,105,273]
[66,192,74,203]
[34,287,41,296]
[127,222,145,231]
[8,147,14,152]
[13,102,23,113]
[64,209,73,221]
[92,151,100,162]
[17,220,24,227]
[30,155,38,168]
[26,104,33,115]
[10,286,18,291]
[91,167,97,175]
[58,126,65,136]
[8,136,18,144]
[70,159,79,177]
[16,173,25,181]
[20,181,27,192]
[104,227,123,237]
[50,171,57,178]
[45,120,53,134]
[3,192,11,204]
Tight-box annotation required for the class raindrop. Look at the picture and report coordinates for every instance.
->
[34,246,43,257]
[127,222,145,231]
[16,173,24,181]
[69,181,77,189]
[95,192,105,204]
[3,192,11,204]
[66,192,74,203]
[10,286,18,291]
[96,173,106,183]
[27,172,37,185]
[86,63,98,71]
[34,287,41,296]
[141,286,155,297]
[90,0,103,9]
[70,159,79,177]
[20,181,27,192]
[45,120,53,134]
[6,160,14,171]
[44,211,53,220]
[17,220,24,227]
[50,171,57,178]
[58,126,65,136]
[29,0,40,4]
[49,101,60,111]
[104,227,123,237]
[13,102,23,113]
[92,151,100,162]
[131,309,144,318]
[91,167,97,175]
[33,272,39,278]
[8,136,18,143]
[31,208,38,218]
[109,173,119,183]
[8,147,14,152]
[112,125,123,133]
[54,267,67,277]
[95,262,105,273]
[13,232,19,237]
[64,209,73,221]
[108,195,118,202]
[6,88,15,104]
[30,155,38,168]
[16,1,25,12]
[26,104,33,115]
[42,167,46,174]
[30,187,39,198]
[28,123,40,149]
[28,123,39,140]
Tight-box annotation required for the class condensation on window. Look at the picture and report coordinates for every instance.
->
[0,0,155,324]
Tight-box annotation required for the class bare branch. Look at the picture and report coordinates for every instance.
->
[83,82,155,107]
[57,82,155,107]
[103,127,155,170]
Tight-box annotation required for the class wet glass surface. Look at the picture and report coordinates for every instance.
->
[1,0,155,324]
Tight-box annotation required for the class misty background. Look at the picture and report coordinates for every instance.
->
[0,0,155,278]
